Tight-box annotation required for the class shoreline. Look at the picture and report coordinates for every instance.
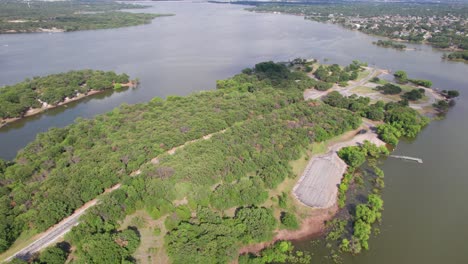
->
[248,9,464,54]
[2,28,65,34]
[0,81,136,129]
[238,204,338,255]
[444,57,468,63]
[238,119,385,256]
[0,14,174,35]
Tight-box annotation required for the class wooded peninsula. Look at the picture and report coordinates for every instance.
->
[0,70,134,128]
[0,60,458,263]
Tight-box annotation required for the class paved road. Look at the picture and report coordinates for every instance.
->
[3,128,229,262]
[4,184,121,262]
[337,67,379,95]
[5,200,95,262]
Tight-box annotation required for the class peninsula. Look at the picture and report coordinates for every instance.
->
[0,0,172,34]
[0,70,137,128]
[0,60,457,263]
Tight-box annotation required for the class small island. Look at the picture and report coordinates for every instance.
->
[444,51,468,63]
[373,39,407,50]
[0,0,172,34]
[0,70,137,128]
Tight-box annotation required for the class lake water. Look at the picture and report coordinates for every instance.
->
[0,1,467,263]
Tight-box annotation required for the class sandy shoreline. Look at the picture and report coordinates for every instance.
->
[2,28,65,34]
[0,82,135,129]
[0,90,105,129]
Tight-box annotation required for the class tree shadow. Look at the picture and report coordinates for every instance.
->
[127,226,142,239]
[56,241,72,253]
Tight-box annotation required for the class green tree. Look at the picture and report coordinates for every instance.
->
[77,233,124,263]
[409,79,432,88]
[376,83,402,95]
[236,207,277,243]
[338,146,366,168]
[9,258,27,264]
[39,246,68,264]
[280,212,299,230]
[113,229,140,255]
[447,90,460,98]
[393,70,408,83]
[377,123,400,145]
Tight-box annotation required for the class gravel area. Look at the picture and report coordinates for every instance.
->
[293,120,386,208]
[293,152,347,208]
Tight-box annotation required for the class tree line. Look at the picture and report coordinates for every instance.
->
[0,70,129,119]
[0,0,165,33]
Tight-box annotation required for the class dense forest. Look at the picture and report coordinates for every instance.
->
[0,0,169,33]
[1,61,432,263]
[0,61,360,261]
[0,70,130,120]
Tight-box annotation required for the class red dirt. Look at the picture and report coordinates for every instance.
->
[238,204,338,255]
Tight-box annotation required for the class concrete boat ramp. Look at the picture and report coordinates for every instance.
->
[293,152,347,208]
[293,121,386,208]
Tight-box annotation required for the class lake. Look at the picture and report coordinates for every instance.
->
[0,1,467,263]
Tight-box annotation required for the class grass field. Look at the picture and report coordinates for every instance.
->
[350,83,430,104]
[350,85,376,94]
[357,69,371,80]
[119,210,169,264]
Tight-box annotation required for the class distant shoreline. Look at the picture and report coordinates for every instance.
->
[0,12,173,35]
[2,27,65,34]
[244,7,465,55]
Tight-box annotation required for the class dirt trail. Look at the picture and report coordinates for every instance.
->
[3,127,227,262]
[150,129,226,165]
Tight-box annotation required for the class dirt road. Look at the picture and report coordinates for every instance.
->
[304,67,381,100]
